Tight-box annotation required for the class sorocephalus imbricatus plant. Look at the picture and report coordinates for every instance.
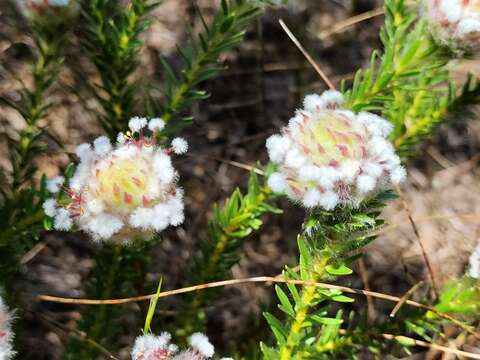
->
[424,0,480,50]
[43,117,187,243]
[266,90,405,210]
[0,297,14,360]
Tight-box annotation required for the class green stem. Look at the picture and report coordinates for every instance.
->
[279,256,328,360]
[161,37,218,123]
[280,285,317,360]
[0,210,44,244]
[160,1,263,125]
[12,37,61,189]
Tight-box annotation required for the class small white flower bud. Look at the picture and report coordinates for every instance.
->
[93,136,112,156]
[148,117,166,131]
[54,208,73,231]
[171,138,188,154]
[75,143,92,161]
[318,191,339,211]
[46,176,64,193]
[357,175,376,194]
[391,166,407,184]
[42,198,58,217]
[128,116,148,132]
[266,135,291,163]
[303,189,322,208]
[303,94,324,112]
[267,172,288,193]
[190,333,214,358]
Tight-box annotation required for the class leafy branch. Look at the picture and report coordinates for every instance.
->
[342,0,451,157]
[68,0,273,355]
[0,16,70,292]
[157,0,269,134]
[176,169,280,338]
[260,0,479,357]
[261,193,390,359]
[80,0,157,137]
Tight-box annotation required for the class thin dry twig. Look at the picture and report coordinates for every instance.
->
[380,333,480,360]
[318,7,385,40]
[395,185,439,299]
[339,329,480,359]
[37,275,479,339]
[358,258,376,323]
[38,312,119,360]
[337,329,480,360]
[185,153,264,175]
[389,281,424,317]
[20,241,48,265]
[279,19,336,91]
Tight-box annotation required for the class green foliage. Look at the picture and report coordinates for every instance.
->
[262,193,389,359]
[261,0,480,357]
[156,0,269,135]
[432,276,480,317]
[0,15,70,293]
[342,0,452,158]
[66,0,271,355]
[80,0,157,137]
[65,242,152,359]
[176,169,281,338]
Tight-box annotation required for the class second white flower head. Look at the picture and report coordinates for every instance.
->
[266,91,405,210]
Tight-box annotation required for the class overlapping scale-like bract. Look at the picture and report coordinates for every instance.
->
[43,117,186,243]
[266,91,405,210]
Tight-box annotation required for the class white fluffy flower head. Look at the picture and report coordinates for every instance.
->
[425,0,480,49]
[43,117,187,243]
[132,332,218,360]
[0,297,15,360]
[468,241,480,279]
[132,333,178,360]
[266,91,405,210]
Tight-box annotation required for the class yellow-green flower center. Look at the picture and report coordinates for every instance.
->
[466,1,480,13]
[299,111,368,166]
[95,158,150,213]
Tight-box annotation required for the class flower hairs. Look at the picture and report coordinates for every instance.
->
[266,91,405,210]
[43,117,187,243]
[131,332,229,360]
